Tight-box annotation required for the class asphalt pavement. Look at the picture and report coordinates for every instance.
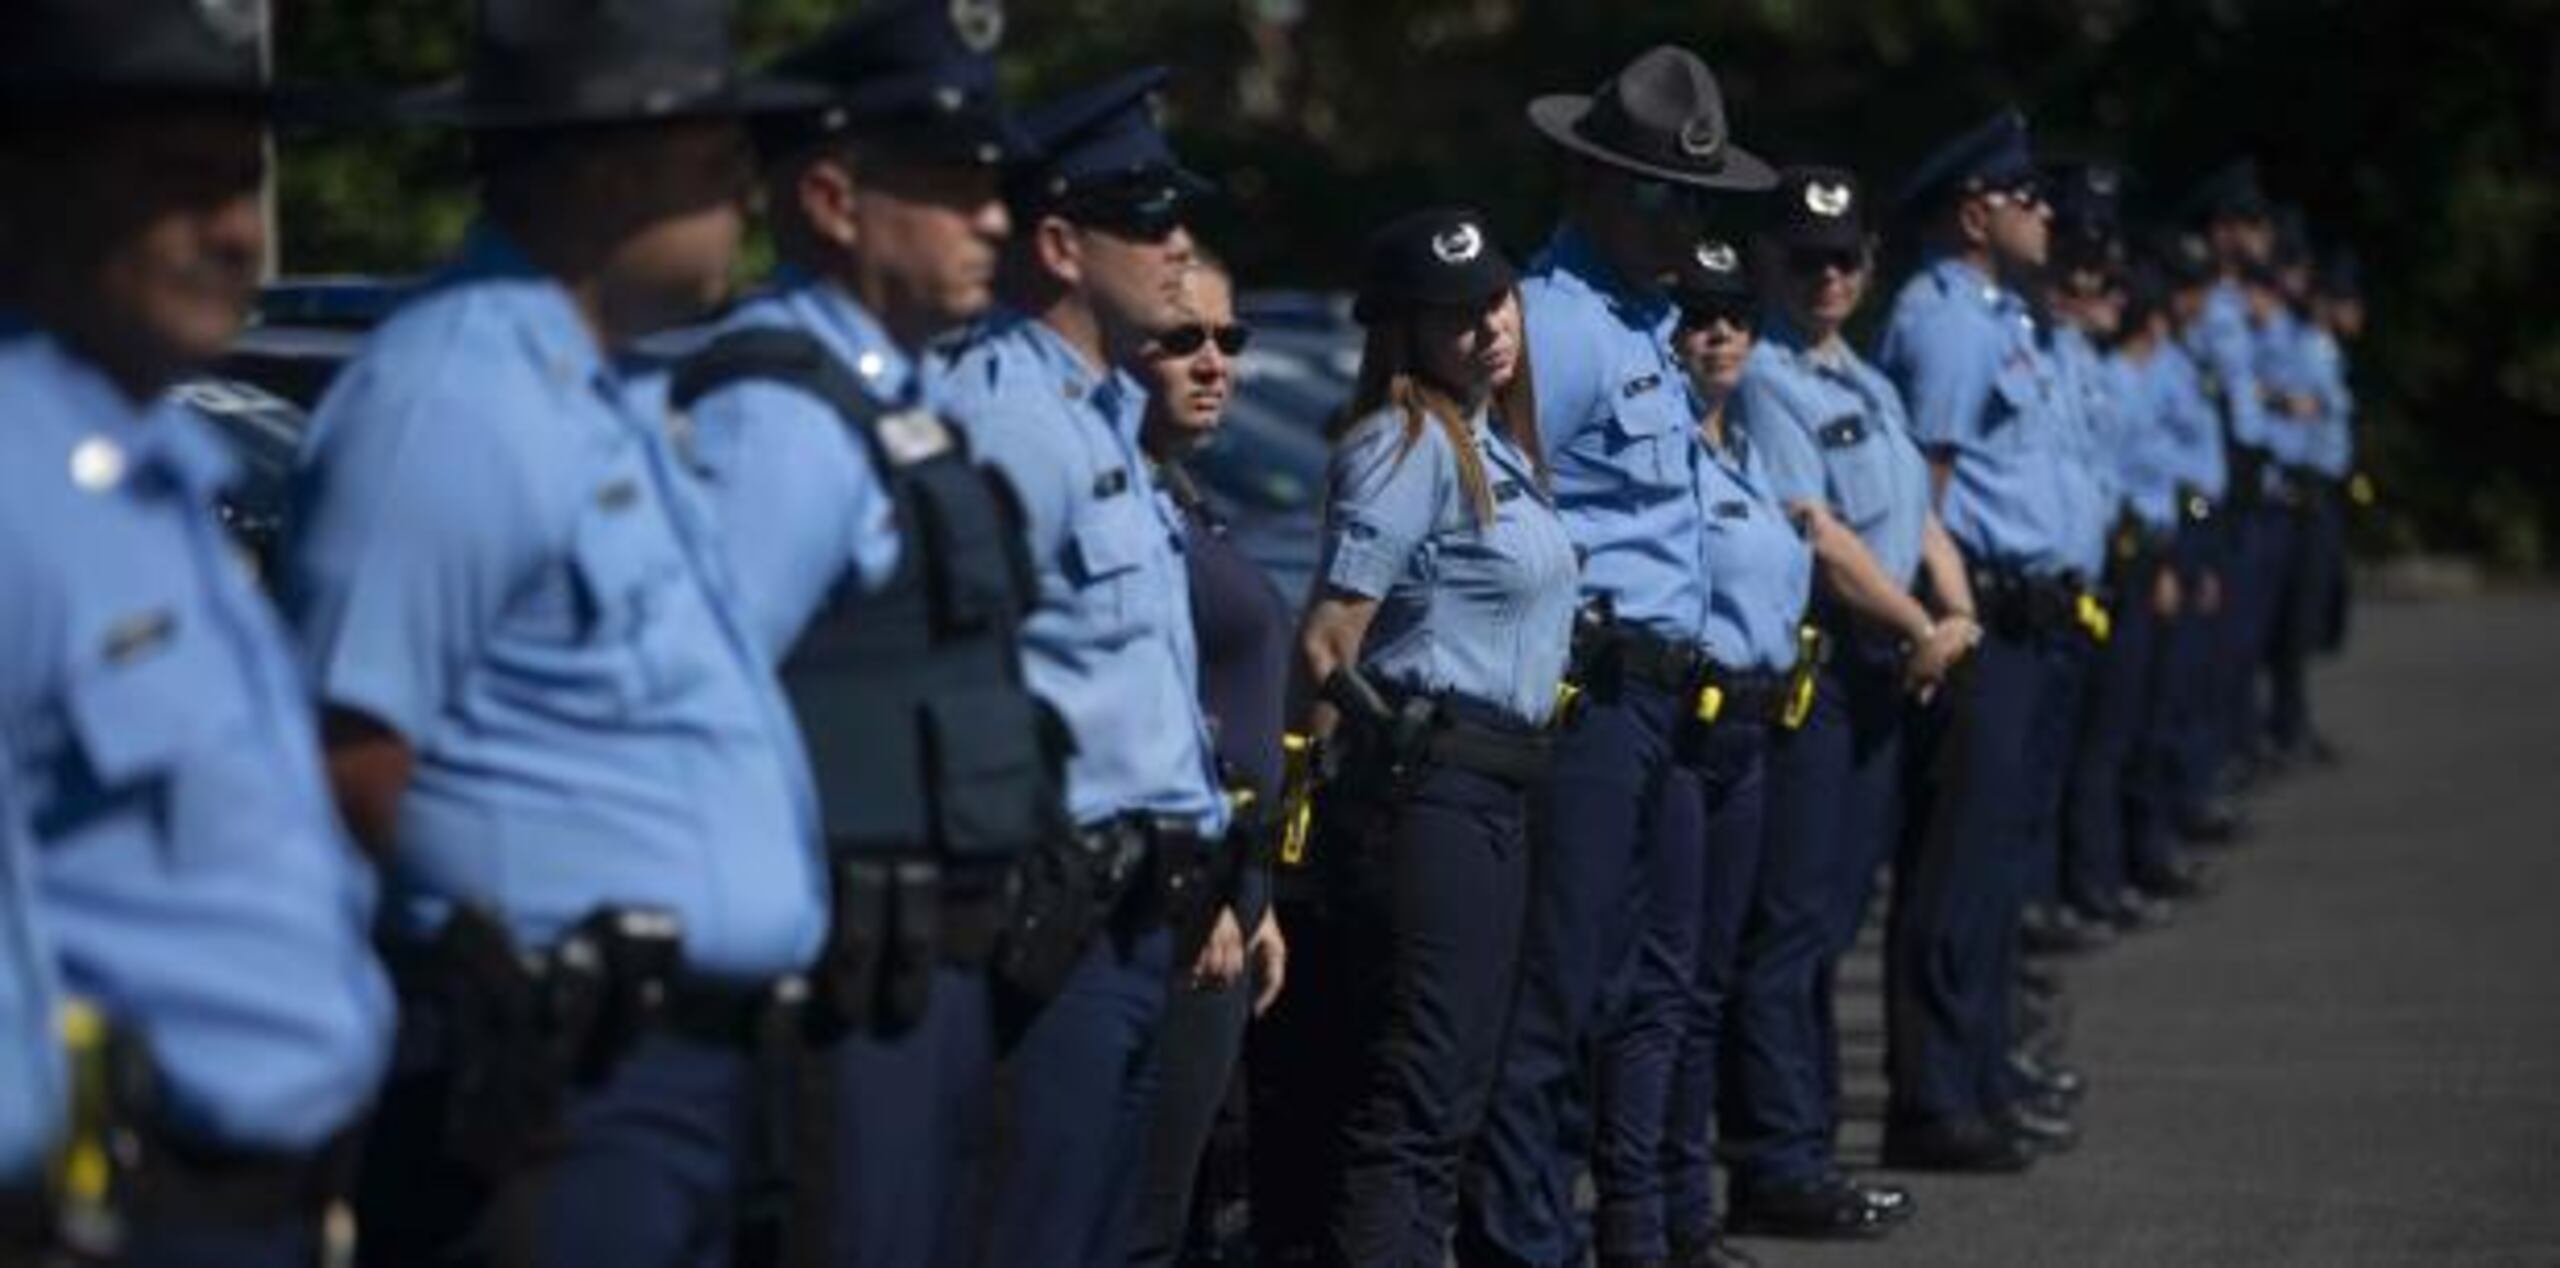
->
[1751,593,2560,1268]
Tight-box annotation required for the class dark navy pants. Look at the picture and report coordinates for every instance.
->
[2221,506,2298,765]
[357,1029,755,1268]
[1129,938,1253,1268]
[1247,888,1354,1267]
[2025,632,2092,908]
[828,967,999,1268]
[1461,685,1688,1268]
[1658,720,1771,1251]
[1726,649,1905,1192]
[2162,520,2231,821]
[980,913,1175,1268]
[119,1215,320,1268]
[1887,631,2045,1126]
[1324,765,1532,1268]
[2268,501,2326,752]
[2065,555,2170,911]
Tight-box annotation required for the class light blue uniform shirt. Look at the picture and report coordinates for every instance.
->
[2194,281,2272,452]
[2301,326,2356,479]
[935,310,1227,834]
[1875,256,2079,578]
[0,321,390,1151]
[2252,307,2320,470]
[2045,324,2120,578]
[1522,223,1713,643]
[0,785,64,1182]
[1695,425,1815,673]
[2103,350,2182,534]
[667,271,907,661]
[2147,340,2231,504]
[1320,406,1579,725]
[1733,320,1933,589]
[285,231,825,983]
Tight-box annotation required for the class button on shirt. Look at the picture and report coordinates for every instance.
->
[1694,425,1814,673]
[1876,256,2078,577]
[671,272,907,661]
[2194,281,2271,451]
[1523,223,1713,643]
[2149,340,2231,503]
[1320,407,1579,726]
[0,321,391,1151]
[1734,320,1932,589]
[2103,350,2181,534]
[935,310,1226,834]
[2045,323,2120,578]
[0,787,63,1181]
[284,231,823,983]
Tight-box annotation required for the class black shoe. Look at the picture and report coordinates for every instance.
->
[1670,1231,1761,1268]
[2089,888,2175,933]
[1880,1117,2038,1173]
[1728,1175,1901,1240]
[2178,802,2248,846]
[2008,1050,2087,1106]
[2134,855,2221,900]
[1600,1258,1671,1268]
[2021,902,2116,956]
[2001,1100,2082,1154]
[1842,1173,1915,1223]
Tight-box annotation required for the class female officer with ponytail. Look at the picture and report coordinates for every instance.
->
[1297,208,1578,1268]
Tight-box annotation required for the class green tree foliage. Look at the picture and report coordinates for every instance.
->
[275,0,2559,567]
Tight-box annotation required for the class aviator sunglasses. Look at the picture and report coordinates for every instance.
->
[1149,322,1253,358]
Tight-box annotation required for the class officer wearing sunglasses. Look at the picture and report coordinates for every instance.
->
[934,65,1232,1267]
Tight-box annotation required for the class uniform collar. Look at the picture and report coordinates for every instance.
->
[1926,252,2017,314]
[1010,306,1145,436]
[1541,220,1672,325]
[0,312,240,498]
[777,266,918,405]
[438,225,618,399]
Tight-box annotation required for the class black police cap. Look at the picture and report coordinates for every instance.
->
[1895,107,2037,219]
[1665,238,1753,315]
[1016,67,1212,205]
[0,0,315,117]
[758,0,1024,167]
[397,0,825,131]
[1353,208,1520,326]
[1765,165,1867,252]
[2150,228,2218,288]
[2180,158,2271,227]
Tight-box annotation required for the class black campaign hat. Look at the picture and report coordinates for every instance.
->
[398,0,826,130]
[1528,46,1776,193]
[1765,166,1868,252]
[756,0,1025,167]
[1895,107,2038,219]
[1353,207,1519,325]
[0,0,312,116]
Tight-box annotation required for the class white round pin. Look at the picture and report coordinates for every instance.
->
[71,437,127,492]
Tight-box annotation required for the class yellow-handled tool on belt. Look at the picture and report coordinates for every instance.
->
[1276,732,1317,868]
[2075,591,2113,645]
[1781,623,1824,731]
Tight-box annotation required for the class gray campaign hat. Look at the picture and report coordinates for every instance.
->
[396,0,826,130]
[0,0,325,117]
[1528,46,1777,193]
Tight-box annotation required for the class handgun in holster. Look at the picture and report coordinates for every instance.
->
[1321,667,1432,789]
[549,907,681,1084]
[995,823,1146,1003]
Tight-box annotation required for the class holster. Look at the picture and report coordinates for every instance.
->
[994,824,1148,1003]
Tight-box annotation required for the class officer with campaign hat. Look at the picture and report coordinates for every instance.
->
[1723,164,1964,1238]
[282,1,833,1261]
[933,65,1233,1267]
[1463,44,1779,1268]
[0,1,393,1261]
[652,3,1053,1266]
[1873,106,2087,1172]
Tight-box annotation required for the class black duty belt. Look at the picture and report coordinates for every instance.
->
[1701,666,1792,727]
[1416,714,1553,785]
[1073,813,1218,928]
[2177,483,2219,526]
[1596,623,1711,696]
[659,976,809,1050]
[1969,565,2085,643]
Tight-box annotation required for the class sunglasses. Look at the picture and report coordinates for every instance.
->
[1786,247,1866,277]
[1061,185,1189,244]
[1149,322,1252,358]
[1677,301,1757,333]
[1980,179,2047,210]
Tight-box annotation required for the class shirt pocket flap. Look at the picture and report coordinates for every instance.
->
[1604,370,1686,443]
[1068,501,1152,587]
[65,611,223,786]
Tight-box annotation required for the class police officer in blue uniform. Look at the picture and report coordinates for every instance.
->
[0,780,55,1240]
[1300,207,1577,1268]
[933,67,1232,1268]
[282,3,830,1262]
[2252,210,2335,768]
[1723,166,1967,1237]
[1591,238,1815,1268]
[0,3,395,1262]
[1463,47,1779,1268]
[1874,108,2085,1171]
[651,5,1044,1265]
[2300,250,2364,663]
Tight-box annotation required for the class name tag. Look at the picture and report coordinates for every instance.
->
[875,409,953,468]
[1092,467,1130,499]
[1621,373,1662,399]
[103,609,179,666]
[1493,479,1524,504]
[595,478,641,512]
[1817,414,1867,448]
[1714,500,1751,520]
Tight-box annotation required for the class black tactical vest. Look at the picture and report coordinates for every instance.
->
[669,327,1067,869]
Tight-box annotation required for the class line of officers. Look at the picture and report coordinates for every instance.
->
[0,1,2365,1267]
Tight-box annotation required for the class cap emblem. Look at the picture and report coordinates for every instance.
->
[197,0,264,46]
[1677,117,1722,160]
[1431,223,1485,265]
[1805,181,1852,218]
[950,0,1005,54]
[1696,241,1740,273]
